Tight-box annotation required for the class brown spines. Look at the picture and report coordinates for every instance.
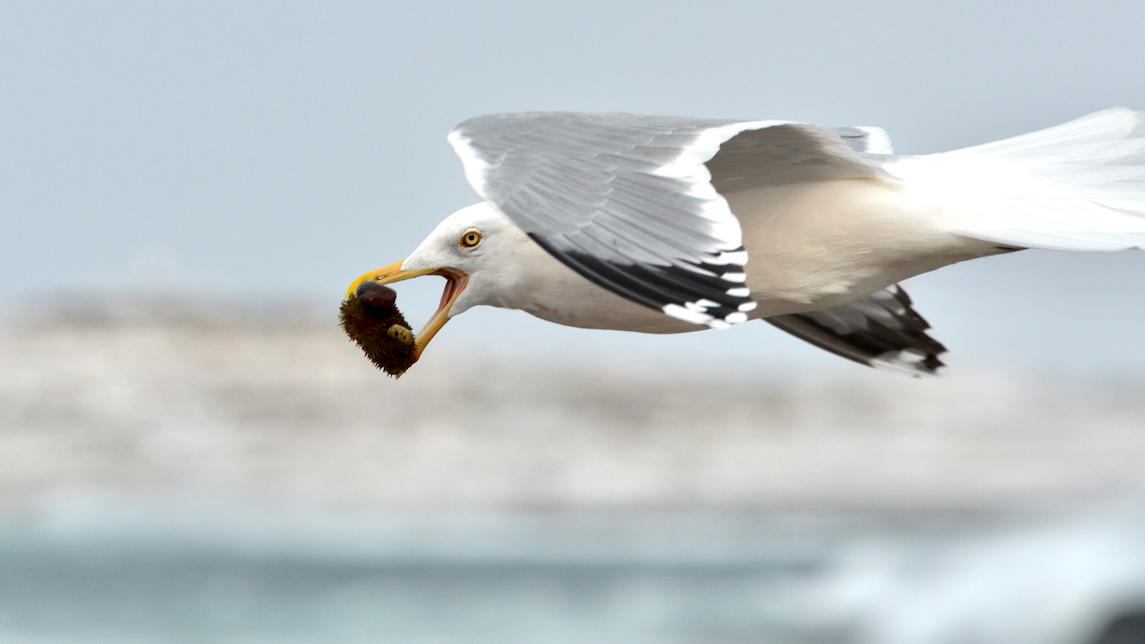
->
[339,281,417,377]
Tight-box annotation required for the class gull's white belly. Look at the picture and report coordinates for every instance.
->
[506,249,701,334]
[729,178,999,317]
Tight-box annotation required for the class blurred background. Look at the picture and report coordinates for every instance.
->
[3,1,1145,642]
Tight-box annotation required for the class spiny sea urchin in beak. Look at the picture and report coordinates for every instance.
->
[341,260,469,376]
[339,281,417,377]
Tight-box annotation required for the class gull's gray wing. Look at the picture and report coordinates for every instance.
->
[708,124,892,193]
[448,112,890,327]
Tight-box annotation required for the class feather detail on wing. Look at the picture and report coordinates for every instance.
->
[449,112,889,327]
[766,285,947,377]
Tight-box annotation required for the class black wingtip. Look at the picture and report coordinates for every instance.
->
[766,285,949,378]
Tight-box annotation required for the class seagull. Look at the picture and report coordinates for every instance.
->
[346,109,1145,376]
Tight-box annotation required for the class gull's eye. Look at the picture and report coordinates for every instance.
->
[459,230,482,248]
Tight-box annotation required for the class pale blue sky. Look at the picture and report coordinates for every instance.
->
[3,1,1145,375]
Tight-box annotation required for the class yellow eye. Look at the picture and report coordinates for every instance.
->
[459,230,482,248]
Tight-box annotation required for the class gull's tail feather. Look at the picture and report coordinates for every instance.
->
[891,108,1145,251]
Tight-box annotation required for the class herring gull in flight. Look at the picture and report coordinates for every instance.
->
[345,109,1145,376]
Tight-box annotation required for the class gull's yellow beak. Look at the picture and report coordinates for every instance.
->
[344,260,434,300]
[345,260,468,361]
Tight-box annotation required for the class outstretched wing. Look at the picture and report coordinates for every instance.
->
[448,112,889,327]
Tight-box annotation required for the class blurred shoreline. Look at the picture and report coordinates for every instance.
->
[3,293,1144,515]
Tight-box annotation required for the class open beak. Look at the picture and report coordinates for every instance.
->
[345,260,468,362]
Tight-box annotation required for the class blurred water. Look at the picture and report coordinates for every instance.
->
[2,502,1144,644]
